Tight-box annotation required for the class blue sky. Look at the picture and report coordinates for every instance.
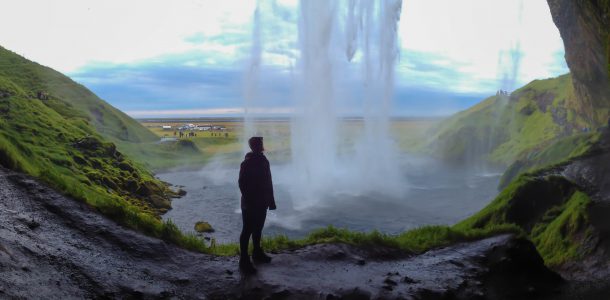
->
[0,0,568,117]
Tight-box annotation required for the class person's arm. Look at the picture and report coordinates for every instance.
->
[266,160,277,210]
[238,163,245,193]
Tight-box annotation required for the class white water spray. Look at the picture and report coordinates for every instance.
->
[243,1,262,152]
[245,0,406,211]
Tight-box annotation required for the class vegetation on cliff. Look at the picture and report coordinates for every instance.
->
[456,174,594,266]
[498,131,600,189]
[425,74,603,166]
[0,46,212,251]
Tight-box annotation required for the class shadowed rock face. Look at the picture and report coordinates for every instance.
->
[561,131,610,280]
[0,167,561,299]
[547,0,610,124]
[546,0,610,280]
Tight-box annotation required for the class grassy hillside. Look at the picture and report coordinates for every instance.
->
[0,46,156,143]
[498,131,601,189]
[425,74,602,166]
[0,46,215,252]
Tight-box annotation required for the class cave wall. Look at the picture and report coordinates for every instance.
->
[547,0,610,124]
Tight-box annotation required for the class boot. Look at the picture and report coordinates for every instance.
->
[239,257,257,274]
[252,249,272,264]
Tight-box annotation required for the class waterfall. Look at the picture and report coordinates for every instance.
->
[245,0,406,210]
[243,1,262,153]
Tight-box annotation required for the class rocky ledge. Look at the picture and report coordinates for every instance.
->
[0,167,564,299]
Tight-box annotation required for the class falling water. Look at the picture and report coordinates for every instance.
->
[244,0,406,210]
[243,1,262,152]
[289,0,406,208]
[485,0,524,162]
[355,0,404,196]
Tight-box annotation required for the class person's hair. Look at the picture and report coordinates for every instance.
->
[248,136,264,152]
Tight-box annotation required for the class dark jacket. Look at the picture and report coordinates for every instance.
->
[239,152,276,210]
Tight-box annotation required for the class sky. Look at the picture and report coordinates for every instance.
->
[0,0,568,117]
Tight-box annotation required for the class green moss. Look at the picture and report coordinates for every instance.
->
[457,174,593,267]
[194,221,215,233]
[200,224,521,256]
[0,47,201,250]
[0,46,157,143]
[426,74,602,166]
[531,191,592,266]
[499,132,600,188]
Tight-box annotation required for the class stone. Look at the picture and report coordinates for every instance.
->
[194,221,215,233]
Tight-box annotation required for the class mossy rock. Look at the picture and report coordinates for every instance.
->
[194,221,215,233]
[123,179,140,193]
[457,173,595,266]
[72,136,103,151]
[71,154,88,165]
[117,161,135,172]
[149,194,171,210]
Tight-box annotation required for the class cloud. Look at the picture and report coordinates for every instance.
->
[1,0,569,117]
[70,48,486,118]
[69,50,294,113]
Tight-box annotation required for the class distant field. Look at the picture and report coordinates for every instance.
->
[138,117,441,164]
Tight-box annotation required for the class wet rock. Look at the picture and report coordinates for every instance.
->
[449,259,465,268]
[194,221,214,233]
[0,167,568,299]
[329,250,346,260]
[479,237,563,299]
[269,289,292,299]
[16,214,39,230]
[402,276,418,284]
[547,0,610,122]
[383,278,397,286]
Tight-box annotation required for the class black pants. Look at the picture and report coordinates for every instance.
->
[240,208,267,258]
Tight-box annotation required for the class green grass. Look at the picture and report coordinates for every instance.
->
[456,173,593,267]
[175,223,522,256]
[114,139,208,171]
[0,46,214,254]
[499,131,601,188]
[426,74,604,166]
[531,191,592,266]
[0,46,157,143]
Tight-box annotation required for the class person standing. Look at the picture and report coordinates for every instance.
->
[238,136,276,274]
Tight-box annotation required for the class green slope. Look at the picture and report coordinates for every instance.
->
[0,46,213,252]
[0,46,156,143]
[426,74,603,166]
[498,131,601,189]
[456,174,594,267]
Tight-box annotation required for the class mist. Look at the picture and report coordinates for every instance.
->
[244,0,407,211]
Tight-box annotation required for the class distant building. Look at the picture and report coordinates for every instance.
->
[162,125,172,130]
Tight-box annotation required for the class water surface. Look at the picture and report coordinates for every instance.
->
[160,156,501,243]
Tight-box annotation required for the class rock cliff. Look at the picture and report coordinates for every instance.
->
[547,0,610,124]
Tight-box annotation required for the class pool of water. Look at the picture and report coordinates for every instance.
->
[159,155,502,244]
